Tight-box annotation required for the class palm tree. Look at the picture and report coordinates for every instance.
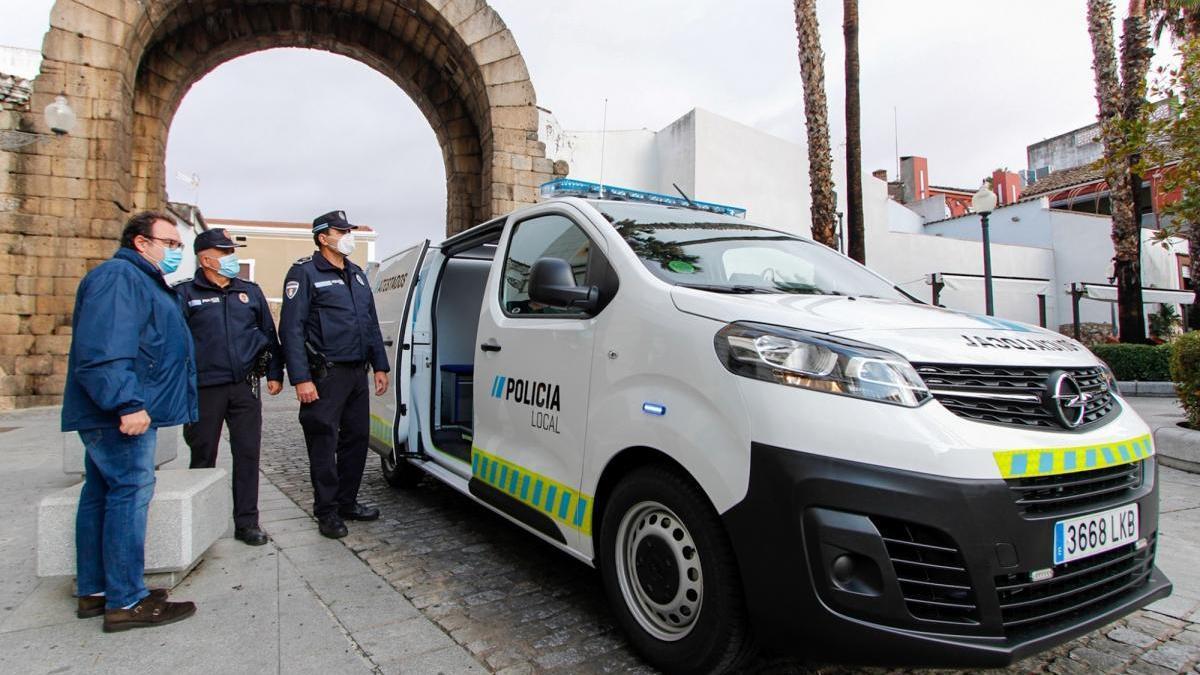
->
[794,0,839,249]
[1146,0,1200,328]
[1122,1,1154,341]
[1146,0,1200,41]
[1087,0,1152,342]
[843,0,865,263]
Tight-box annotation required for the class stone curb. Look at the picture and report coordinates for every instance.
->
[1154,425,1200,474]
[1118,381,1177,397]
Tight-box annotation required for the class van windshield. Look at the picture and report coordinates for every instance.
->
[594,202,910,299]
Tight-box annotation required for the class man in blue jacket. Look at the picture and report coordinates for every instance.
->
[176,229,284,546]
[279,209,389,539]
[62,211,199,632]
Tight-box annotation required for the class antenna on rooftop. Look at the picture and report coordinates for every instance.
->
[893,107,900,179]
[175,171,200,207]
[672,183,697,208]
[598,98,608,199]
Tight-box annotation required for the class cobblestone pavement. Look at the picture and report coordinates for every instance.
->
[259,396,1200,674]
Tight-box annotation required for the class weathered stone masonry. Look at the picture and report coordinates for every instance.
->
[0,0,567,409]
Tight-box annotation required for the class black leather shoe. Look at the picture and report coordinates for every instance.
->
[234,526,269,546]
[337,503,380,521]
[318,515,348,539]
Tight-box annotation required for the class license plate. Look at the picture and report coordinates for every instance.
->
[1053,503,1139,565]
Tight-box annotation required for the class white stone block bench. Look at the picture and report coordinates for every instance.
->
[37,468,231,585]
[62,426,180,475]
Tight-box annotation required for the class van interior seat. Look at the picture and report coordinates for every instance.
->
[433,257,490,436]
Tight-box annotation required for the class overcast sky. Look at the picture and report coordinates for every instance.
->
[2,1,1174,254]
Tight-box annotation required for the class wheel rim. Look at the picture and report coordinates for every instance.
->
[614,501,703,641]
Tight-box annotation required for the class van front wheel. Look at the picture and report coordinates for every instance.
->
[380,446,422,489]
[598,465,754,673]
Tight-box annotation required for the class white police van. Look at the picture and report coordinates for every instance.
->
[368,179,1171,672]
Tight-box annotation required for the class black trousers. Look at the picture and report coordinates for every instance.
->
[298,364,369,518]
[184,381,262,528]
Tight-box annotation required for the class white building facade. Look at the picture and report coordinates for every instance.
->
[541,108,811,238]
[541,107,1188,336]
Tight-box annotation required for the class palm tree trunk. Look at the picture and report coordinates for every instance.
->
[1121,0,1153,341]
[794,0,839,249]
[1088,0,1147,342]
[843,0,865,263]
[1191,219,1200,330]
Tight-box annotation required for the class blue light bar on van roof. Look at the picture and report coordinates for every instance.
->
[539,178,747,218]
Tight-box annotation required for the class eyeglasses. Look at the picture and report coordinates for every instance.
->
[145,236,185,251]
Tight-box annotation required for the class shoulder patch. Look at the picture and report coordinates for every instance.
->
[285,280,300,299]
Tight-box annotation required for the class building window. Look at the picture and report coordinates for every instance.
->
[238,259,255,281]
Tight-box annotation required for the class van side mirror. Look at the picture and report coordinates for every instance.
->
[528,257,600,314]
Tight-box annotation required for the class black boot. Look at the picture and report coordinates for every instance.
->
[318,514,348,539]
[234,525,269,546]
[337,503,380,521]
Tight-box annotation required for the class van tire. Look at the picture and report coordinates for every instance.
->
[381,446,422,489]
[598,465,755,674]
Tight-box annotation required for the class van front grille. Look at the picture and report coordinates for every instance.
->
[1007,461,1145,516]
[994,537,1155,636]
[913,364,1117,431]
[871,517,979,625]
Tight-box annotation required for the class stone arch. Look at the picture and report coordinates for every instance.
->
[0,0,566,407]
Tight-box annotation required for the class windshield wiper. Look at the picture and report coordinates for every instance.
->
[676,283,767,294]
[771,284,842,296]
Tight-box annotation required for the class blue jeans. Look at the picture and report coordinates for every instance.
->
[75,427,156,610]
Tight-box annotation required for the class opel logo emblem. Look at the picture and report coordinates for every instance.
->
[1047,371,1089,428]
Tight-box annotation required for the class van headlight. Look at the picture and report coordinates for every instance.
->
[714,322,931,407]
[1098,363,1121,395]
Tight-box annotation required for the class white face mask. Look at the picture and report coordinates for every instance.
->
[335,231,357,256]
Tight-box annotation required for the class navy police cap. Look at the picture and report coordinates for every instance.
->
[312,210,357,233]
[193,228,245,254]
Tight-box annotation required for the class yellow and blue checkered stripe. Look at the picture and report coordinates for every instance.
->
[472,447,593,536]
[993,433,1154,479]
[369,414,393,449]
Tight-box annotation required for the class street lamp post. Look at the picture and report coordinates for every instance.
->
[972,183,998,316]
[0,95,78,151]
[44,95,77,135]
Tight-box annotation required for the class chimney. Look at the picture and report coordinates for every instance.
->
[871,169,888,182]
[992,169,1022,206]
[899,156,929,203]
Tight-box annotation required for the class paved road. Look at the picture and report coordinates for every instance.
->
[259,394,1200,674]
[0,404,485,675]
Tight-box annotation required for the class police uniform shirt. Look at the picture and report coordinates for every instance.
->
[175,275,284,388]
[278,253,390,385]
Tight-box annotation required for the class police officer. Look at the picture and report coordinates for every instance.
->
[176,229,284,546]
[279,210,389,539]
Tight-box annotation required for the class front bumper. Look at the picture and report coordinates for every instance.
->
[722,442,1172,667]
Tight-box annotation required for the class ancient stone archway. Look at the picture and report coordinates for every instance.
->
[0,0,566,408]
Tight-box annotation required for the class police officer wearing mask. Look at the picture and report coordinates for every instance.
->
[279,210,389,539]
[176,229,284,546]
